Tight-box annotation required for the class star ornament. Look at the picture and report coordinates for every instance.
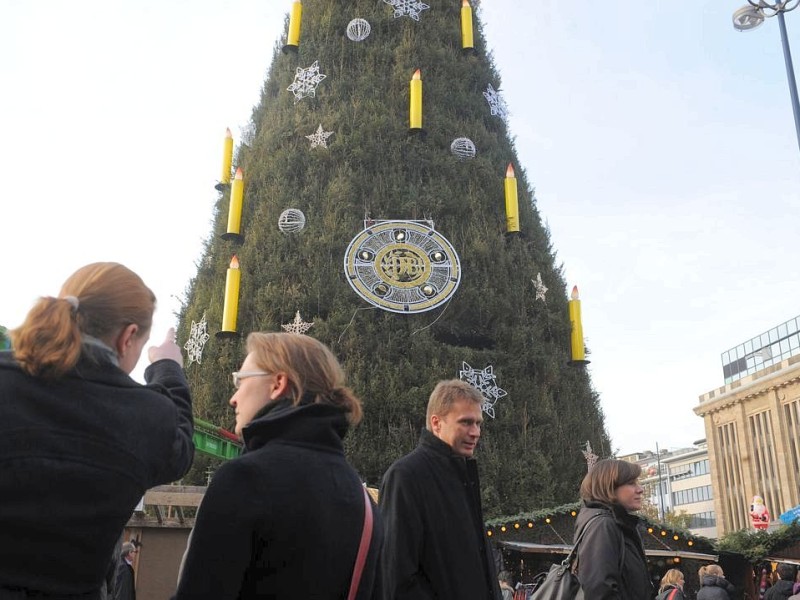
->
[383,0,430,21]
[306,124,333,149]
[287,60,327,102]
[183,313,211,365]
[458,362,507,419]
[533,272,548,302]
[483,84,508,120]
[282,310,314,335]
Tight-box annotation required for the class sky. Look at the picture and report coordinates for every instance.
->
[1,1,798,456]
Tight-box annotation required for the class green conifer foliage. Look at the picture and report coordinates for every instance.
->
[178,0,610,517]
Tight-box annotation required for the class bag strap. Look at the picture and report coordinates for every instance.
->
[347,487,374,600]
[667,588,678,600]
[563,512,605,567]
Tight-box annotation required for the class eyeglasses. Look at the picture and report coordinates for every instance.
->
[232,371,272,389]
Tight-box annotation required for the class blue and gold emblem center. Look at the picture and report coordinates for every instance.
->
[344,220,461,313]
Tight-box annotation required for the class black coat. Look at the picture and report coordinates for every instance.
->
[379,429,501,600]
[765,580,796,600]
[174,399,382,600]
[573,501,652,600]
[0,350,194,598]
[113,562,135,600]
[697,575,735,600]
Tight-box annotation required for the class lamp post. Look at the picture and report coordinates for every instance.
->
[733,1,800,153]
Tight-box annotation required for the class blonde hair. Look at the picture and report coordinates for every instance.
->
[425,379,483,431]
[659,569,684,592]
[11,263,155,378]
[579,458,642,505]
[245,332,362,425]
[699,564,724,580]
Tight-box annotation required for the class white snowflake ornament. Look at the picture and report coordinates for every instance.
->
[287,60,327,102]
[483,84,508,120]
[383,0,430,21]
[533,272,548,302]
[183,313,211,365]
[458,362,507,419]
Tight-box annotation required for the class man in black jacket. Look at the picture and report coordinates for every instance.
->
[379,379,501,600]
[764,563,797,600]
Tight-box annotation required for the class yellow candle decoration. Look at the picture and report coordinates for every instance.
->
[220,255,241,334]
[504,163,520,233]
[569,285,587,363]
[409,69,423,131]
[284,0,303,51]
[461,0,474,51]
[220,128,233,184]
[223,167,244,241]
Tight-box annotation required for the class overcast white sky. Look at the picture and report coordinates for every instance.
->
[1,1,798,456]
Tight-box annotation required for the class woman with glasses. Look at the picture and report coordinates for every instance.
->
[174,332,382,600]
[0,262,194,599]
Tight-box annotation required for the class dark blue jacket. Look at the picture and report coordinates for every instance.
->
[0,349,194,598]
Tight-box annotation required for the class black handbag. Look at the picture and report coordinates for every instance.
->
[529,514,611,600]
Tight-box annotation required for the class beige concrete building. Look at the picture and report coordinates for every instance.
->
[695,314,800,535]
[662,442,717,538]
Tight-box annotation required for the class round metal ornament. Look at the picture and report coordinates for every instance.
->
[343,220,461,313]
[278,209,306,233]
[346,18,371,42]
[450,137,476,160]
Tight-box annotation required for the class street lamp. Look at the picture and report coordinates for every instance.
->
[733,1,800,153]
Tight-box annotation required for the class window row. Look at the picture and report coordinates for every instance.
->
[688,511,716,529]
[669,459,709,480]
[673,485,713,506]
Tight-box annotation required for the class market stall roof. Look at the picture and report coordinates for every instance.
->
[498,540,718,562]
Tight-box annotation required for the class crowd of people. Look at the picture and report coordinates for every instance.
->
[0,261,770,599]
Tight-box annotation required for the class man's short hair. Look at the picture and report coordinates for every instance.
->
[120,542,136,559]
[777,562,797,581]
[425,379,483,431]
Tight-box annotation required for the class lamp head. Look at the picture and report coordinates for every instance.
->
[733,5,765,31]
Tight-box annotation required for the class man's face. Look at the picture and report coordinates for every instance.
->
[431,397,483,458]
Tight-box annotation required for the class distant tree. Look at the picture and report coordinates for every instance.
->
[177,0,610,517]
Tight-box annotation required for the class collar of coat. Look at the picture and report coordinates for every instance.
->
[242,396,350,453]
[418,428,476,462]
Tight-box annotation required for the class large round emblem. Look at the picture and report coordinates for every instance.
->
[343,221,461,313]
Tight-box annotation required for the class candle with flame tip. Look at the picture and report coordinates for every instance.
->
[220,255,241,334]
[223,168,244,241]
[410,69,422,131]
[461,0,474,51]
[504,163,520,233]
[569,286,587,363]
[285,1,303,51]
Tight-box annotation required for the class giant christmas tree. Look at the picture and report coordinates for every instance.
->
[178,0,610,517]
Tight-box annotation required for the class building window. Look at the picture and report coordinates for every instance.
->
[689,511,716,529]
[721,315,800,383]
[669,459,710,480]
[672,485,713,506]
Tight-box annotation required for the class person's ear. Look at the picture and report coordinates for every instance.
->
[268,373,290,400]
[115,324,139,358]
[430,414,441,434]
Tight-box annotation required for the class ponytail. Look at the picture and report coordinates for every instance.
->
[11,297,82,378]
